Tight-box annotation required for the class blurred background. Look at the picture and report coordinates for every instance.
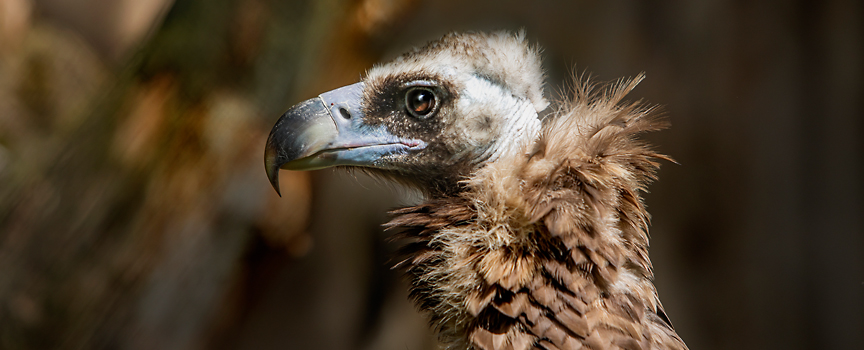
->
[0,0,861,349]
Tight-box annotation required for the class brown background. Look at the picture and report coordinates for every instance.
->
[0,0,861,349]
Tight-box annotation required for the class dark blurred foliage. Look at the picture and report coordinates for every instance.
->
[0,0,861,350]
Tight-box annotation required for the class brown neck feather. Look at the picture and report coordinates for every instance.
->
[387,76,687,350]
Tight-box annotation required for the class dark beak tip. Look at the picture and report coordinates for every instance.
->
[269,175,282,197]
[266,168,283,197]
[264,147,283,197]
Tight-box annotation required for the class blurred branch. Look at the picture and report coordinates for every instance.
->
[0,0,424,349]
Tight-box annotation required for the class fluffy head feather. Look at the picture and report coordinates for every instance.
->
[357,31,548,195]
[366,31,548,113]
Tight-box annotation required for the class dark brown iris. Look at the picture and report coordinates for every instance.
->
[405,87,437,118]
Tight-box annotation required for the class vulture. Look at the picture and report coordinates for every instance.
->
[264,31,687,350]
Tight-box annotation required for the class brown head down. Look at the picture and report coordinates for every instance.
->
[265,31,688,350]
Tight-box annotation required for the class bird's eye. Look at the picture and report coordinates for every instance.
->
[405,87,437,118]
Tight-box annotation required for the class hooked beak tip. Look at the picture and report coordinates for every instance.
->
[264,147,283,197]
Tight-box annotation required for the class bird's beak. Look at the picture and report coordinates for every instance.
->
[264,82,426,196]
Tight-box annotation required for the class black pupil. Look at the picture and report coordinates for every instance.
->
[408,89,435,115]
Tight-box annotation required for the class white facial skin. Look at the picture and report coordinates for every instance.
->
[449,74,541,165]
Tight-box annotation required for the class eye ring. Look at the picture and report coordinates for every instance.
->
[405,87,437,119]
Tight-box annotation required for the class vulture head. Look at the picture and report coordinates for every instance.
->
[265,32,547,196]
[265,32,688,350]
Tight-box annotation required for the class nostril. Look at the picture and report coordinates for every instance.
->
[339,107,351,119]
